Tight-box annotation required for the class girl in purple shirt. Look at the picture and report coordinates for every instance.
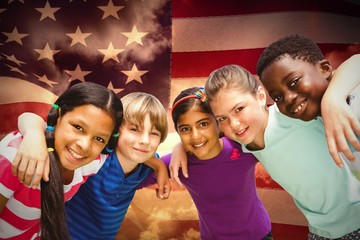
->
[163,87,272,239]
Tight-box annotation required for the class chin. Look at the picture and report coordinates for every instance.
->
[300,116,312,121]
[301,112,318,121]
[233,137,244,144]
[303,104,321,121]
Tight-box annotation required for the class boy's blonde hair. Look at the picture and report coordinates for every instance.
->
[121,92,168,143]
[205,64,259,103]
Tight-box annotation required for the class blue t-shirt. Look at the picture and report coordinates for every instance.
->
[242,105,360,238]
[65,151,153,240]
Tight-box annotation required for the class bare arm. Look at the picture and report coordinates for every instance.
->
[13,112,49,188]
[169,143,188,188]
[321,54,360,167]
[144,156,171,199]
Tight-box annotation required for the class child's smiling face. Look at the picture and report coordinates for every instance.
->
[116,114,161,165]
[210,87,268,150]
[54,104,114,171]
[176,105,222,160]
[260,55,331,121]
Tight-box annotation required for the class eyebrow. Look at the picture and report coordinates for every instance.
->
[77,118,112,138]
[267,71,294,96]
[282,72,294,84]
[213,103,240,118]
[267,88,276,97]
[177,117,211,128]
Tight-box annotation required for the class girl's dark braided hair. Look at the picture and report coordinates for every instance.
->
[40,82,122,240]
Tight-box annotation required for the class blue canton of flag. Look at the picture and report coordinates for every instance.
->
[0,0,171,136]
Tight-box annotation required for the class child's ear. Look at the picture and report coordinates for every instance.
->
[319,59,333,81]
[256,86,267,106]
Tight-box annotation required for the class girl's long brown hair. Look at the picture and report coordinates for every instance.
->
[40,82,123,240]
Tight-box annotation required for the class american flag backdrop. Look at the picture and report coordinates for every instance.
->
[170,0,360,103]
[0,0,171,138]
[120,1,360,240]
[1,0,360,239]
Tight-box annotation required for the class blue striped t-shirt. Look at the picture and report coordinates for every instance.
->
[65,151,153,239]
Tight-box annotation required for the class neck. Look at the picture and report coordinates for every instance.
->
[60,168,74,185]
[247,107,269,151]
[116,148,140,175]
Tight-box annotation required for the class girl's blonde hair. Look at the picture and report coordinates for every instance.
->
[205,64,259,103]
[121,92,168,143]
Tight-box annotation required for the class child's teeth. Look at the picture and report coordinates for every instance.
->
[293,102,304,113]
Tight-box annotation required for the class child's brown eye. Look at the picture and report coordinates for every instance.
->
[73,125,83,132]
[200,122,209,127]
[235,107,244,112]
[290,78,299,87]
[217,117,225,122]
[180,127,190,132]
[95,136,105,143]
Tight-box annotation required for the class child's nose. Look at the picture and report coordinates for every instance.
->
[139,133,150,145]
[190,129,201,140]
[76,136,92,152]
[284,91,297,105]
[230,117,241,129]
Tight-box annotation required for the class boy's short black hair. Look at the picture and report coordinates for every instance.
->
[256,34,325,78]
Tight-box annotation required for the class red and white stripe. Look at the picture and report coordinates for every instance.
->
[170,0,360,106]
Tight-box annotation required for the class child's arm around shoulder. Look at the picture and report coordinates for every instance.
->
[169,143,188,188]
[13,112,49,188]
[143,156,171,200]
[321,54,360,167]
